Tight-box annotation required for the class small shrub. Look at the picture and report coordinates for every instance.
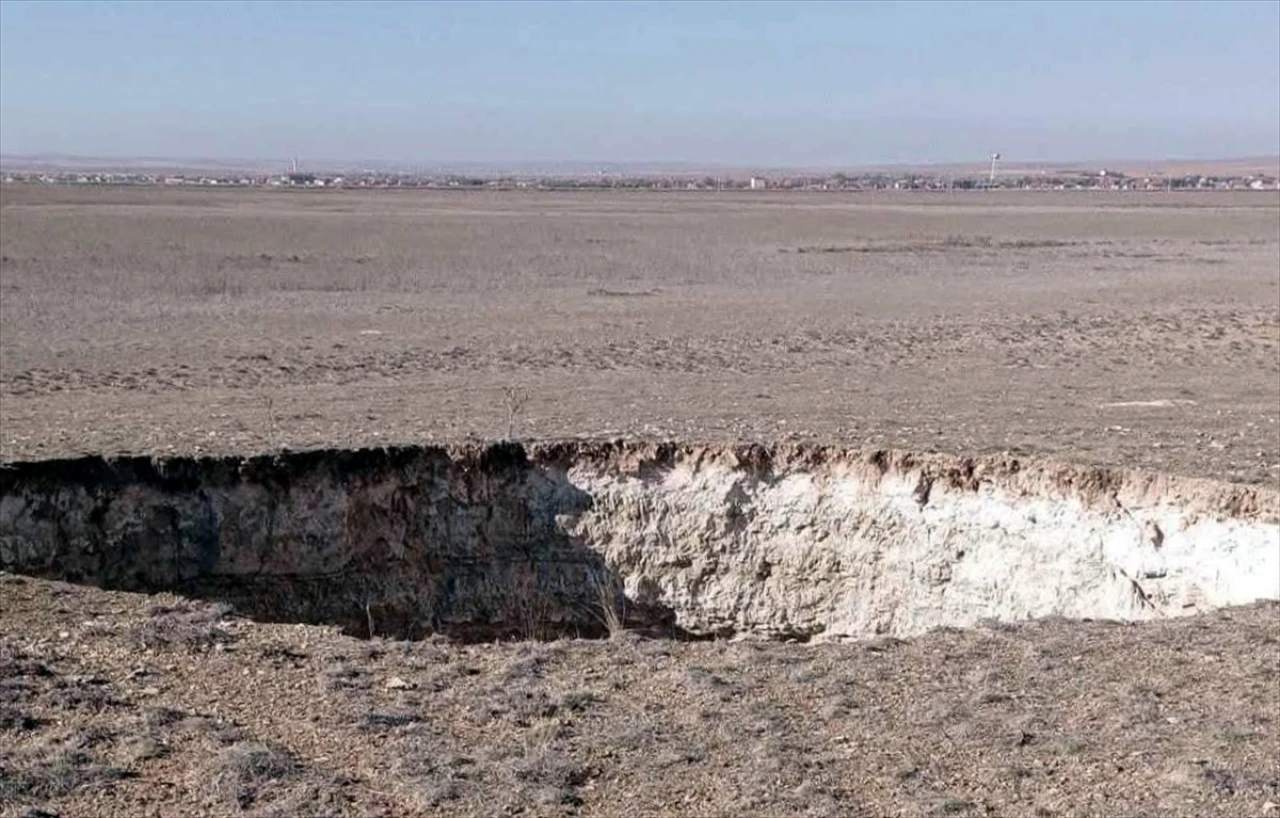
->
[197,741,298,810]
[683,667,744,699]
[323,662,370,691]
[143,706,189,729]
[359,711,425,734]
[0,706,43,731]
[508,747,590,789]
[558,690,603,713]
[0,744,130,806]
[503,685,560,725]
[129,603,234,652]
[80,619,119,638]
[940,797,977,814]
[653,742,707,768]
[121,735,169,764]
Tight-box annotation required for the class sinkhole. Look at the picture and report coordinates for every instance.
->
[1,441,1276,642]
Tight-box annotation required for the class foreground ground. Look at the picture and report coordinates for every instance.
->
[1,574,1277,818]
[2,186,1278,482]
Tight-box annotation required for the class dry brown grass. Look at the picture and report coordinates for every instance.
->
[1,575,1277,817]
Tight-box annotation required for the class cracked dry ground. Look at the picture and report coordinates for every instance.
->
[1,576,1278,818]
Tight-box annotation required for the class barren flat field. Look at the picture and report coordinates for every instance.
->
[2,185,1279,818]
[2,185,1278,481]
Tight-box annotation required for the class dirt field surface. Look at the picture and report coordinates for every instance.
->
[2,574,1277,818]
[2,186,1278,483]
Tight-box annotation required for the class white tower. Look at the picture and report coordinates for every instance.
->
[989,153,1001,187]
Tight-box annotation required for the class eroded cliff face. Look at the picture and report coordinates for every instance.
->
[1,442,1276,641]
[0,445,615,640]
[562,446,1279,639]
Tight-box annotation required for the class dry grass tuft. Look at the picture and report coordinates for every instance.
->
[194,741,299,811]
[129,601,235,652]
[0,736,131,807]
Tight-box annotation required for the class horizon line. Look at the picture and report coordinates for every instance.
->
[3,152,1279,176]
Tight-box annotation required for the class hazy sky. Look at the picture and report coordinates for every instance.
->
[1,0,1277,166]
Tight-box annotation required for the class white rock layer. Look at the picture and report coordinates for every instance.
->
[563,460,1280,640]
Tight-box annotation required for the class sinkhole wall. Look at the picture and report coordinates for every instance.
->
[1,442,1277,641]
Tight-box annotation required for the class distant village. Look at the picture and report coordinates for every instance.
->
[3,167,1277,192]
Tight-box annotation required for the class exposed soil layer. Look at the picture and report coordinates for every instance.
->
[3,442,1276,643]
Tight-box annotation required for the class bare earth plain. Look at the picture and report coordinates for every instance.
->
[1,185,1279,817]
[1,185,1278,482]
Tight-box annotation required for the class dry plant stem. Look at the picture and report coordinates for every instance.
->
[591,572,625,639]
[502,386,530,441]
[265,396,278,451]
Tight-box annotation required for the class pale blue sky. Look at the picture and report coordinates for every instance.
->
[1,0,1277,166]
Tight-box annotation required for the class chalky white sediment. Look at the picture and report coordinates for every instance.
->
[563,462,1280,640]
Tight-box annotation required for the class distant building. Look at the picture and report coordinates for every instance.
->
[749,177,766,190]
